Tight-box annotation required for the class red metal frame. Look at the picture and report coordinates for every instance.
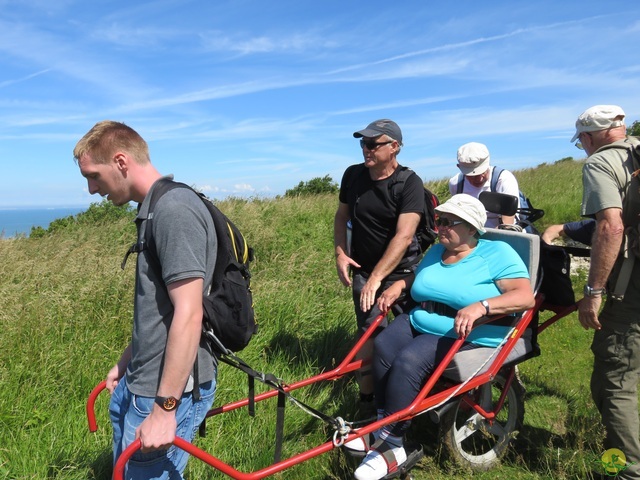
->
[86,293,579,480]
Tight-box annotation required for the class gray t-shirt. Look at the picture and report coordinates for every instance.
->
[126,178,218,397]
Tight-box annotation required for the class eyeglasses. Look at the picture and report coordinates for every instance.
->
[575,132,591,150]
[435,217,465,228]
[360,139,394,151]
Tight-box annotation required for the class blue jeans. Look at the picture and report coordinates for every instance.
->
[109,377,216,480]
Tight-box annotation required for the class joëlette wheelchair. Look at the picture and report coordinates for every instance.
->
[87,192,588,479]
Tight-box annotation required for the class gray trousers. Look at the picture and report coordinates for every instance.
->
[351,271,415,335]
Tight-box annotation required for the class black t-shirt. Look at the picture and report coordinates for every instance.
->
[339,164,424,278]
[563,219,596,246]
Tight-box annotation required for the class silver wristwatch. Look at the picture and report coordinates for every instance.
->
[584,285,606,297]
[481,300,490,315]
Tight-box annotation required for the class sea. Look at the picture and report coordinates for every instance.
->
[0,207,86,238]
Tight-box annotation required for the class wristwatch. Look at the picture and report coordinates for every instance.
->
[481,300,490,315]
[155,395,181,412]
[584,285,606,297]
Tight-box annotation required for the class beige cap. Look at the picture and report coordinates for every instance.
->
[457,142,491,176]
[570,105,626,142]
[435,194,487,234]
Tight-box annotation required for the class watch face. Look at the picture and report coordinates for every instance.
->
[155,396,180,411]
[163,397,178,410]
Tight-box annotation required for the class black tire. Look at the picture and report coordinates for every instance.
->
[439,370,525,471]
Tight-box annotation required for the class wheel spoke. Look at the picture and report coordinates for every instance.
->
[454,414,483,443]
[487,421,507,437]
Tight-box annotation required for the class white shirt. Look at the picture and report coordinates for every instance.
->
[448,167,520,228]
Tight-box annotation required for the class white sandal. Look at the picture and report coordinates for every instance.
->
[343,431,377,455]
[354,441,407,480]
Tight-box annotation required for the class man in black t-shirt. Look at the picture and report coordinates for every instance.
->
[334,119,424,414]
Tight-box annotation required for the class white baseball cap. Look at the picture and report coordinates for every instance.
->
[570,105,626,142]
[435,194,487,234]
[456,142,491,176]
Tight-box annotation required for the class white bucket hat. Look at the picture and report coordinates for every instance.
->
[570,105,626,142]
[457,142,491,176]
[435,194,487,234]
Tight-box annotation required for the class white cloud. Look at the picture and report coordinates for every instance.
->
[199,30,338,55]
[233,183,254,192]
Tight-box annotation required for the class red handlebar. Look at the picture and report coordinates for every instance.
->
[87,380,107,432]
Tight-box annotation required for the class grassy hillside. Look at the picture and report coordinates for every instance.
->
[0,158,607,480]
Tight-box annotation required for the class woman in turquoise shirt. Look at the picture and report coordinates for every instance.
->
[349,194,535,480]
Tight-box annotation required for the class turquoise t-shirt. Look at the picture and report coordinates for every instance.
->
[409,239,529,347]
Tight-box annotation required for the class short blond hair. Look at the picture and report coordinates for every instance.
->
[73,120,150,166]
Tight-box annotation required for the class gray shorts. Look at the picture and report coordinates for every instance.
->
[352,272,415,335]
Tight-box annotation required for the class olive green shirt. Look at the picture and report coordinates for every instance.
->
[581,136,640,320]
[581,137,640,219]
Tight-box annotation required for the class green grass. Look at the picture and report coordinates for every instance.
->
[0,157,615,480]
[426,156,585,229]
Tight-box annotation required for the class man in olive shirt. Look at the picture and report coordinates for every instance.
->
[574,105,640,479]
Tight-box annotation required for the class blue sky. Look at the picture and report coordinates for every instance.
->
[1,0,639,208]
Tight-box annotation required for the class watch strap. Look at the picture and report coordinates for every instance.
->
[584,285,606,297]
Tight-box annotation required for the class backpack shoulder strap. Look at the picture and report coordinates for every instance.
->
[121,178,184,269]
[455,173,464,194]
[143,178,192,253]
[603,135,640,165]
[602,137,640,300]
[489,166,504,192]
[121,178,212,270]
[393,165,413,182]
[388,166,414,203]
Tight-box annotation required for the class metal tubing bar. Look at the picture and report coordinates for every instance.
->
[100,301,550,480]
[204,310,389,419]
[538,301,579,334]
[87,380,107,433]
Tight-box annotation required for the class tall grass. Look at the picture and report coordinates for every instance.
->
[426,156,585,229]
[0,158,608,480]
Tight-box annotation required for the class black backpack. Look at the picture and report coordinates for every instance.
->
[392,167,440,252]
[123,178,257,355]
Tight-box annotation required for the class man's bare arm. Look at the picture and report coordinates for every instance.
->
[359,212,421,312]
[334,202,360,287]
[578,208,624,330]
[135,277,204,451]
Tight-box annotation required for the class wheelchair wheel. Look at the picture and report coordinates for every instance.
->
[439,371,525,471]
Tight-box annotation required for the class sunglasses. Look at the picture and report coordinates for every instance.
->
[435,217,465,228]
[359,139,394,150]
